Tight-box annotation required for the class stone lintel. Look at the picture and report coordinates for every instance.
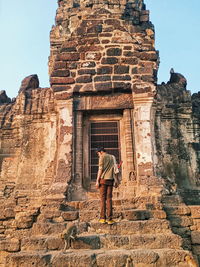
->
[73,93,133,111]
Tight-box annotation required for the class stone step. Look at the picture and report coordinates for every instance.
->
[89,219,171,235]
[19,232,182,252]
[31,218,171,237]
[5,249,194,267]
[79,209,166,222]
[78,196,163,211]
[64,197,162,211]
[77,233,182,250]
[87,186,139,200]
[31,222,88,236]
[21,236,64,252]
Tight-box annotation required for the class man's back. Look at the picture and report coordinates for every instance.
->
[99,153,114,180]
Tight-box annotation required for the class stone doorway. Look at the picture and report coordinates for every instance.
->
[82,113,122,191]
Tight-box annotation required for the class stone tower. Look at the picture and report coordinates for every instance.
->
[0,0,200,266]
[49,0,159,200]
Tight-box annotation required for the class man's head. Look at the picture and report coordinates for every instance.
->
[96,147,106,156]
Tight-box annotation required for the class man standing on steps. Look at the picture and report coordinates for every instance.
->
[95,147,120,225]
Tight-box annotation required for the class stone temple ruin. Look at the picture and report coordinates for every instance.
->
[1,0,200,266]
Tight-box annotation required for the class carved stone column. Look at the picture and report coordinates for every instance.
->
[50,98,73,197]
[133,94,155,178]
[123,109,136,182]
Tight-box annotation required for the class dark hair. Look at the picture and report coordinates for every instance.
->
[96,147,106,152]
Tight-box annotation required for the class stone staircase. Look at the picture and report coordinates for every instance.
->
[1,195,197,267]
[162,193,200,265]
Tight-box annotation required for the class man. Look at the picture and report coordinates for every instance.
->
[95,147,120,225]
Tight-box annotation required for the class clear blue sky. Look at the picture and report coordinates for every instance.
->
[0,0,199,98]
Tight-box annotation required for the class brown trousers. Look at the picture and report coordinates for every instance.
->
[99,183,113,220]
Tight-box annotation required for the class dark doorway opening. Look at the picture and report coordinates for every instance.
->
[90,121,120,180]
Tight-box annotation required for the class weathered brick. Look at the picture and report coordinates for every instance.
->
[99,33,112,37]
[129,25,142,33]
[51,70,70,77]
[95,82,112,91]
[72,236,100,249]
[80,20,103,27]
[87,24,102,34]
[4,239,20,252]
[141,75,154,82]
[79,38,100,45]
[97,66,112,74]
[66,62,79,69]
[140,15,149,22]
[168,215,193,227]
[191,231,200,244]
[123,210,150,221]
[77,26,86,36]
[132,67,138,74]
[164,206,190,216]
[78,45,103,52]
[124,46,132,50]
[62,211,79,221]
[52,85,71,92]
[80,52,86,60]
[46,237,64,250]
[102,27,113,33]
[138,67,153,74]
[59,53,80,61]
[139,52,158,61]
[121,57,138,65]
[78,69,96,75]
[4,208,15,219]
[113,82,132,91]
[61,47,77,52]
[107,48,122,56]
[71,71,76,78]
[51,77,75,85]
[54,61,66,70]
[62,41,78,49]
[141,10,150,16]
[76,75,92,83]
[123,51,134,57]
[101,57,118,64]
[114,65,129,74]
[105,19,120,27]
[86,52,102,60]
[190,206,200,218]
[113,75,131,81]
[55,92,72,100]
[101,39,110,44]
[94,76,111,82]
[81,61,96,68]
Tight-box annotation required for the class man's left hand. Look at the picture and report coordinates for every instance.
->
[96,180,100,189]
